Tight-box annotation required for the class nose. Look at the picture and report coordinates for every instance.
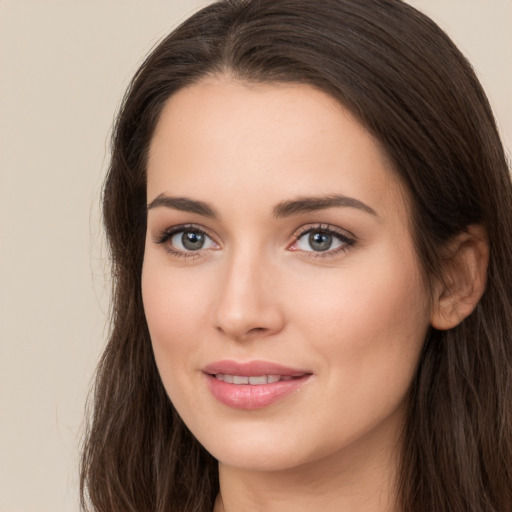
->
[212,248,285,342]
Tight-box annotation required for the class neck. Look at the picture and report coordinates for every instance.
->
[214,417,402,512]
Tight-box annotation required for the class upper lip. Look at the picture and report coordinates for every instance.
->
[202,360,311,377]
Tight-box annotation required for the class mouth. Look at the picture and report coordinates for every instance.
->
[203,359,311,377]
[202,360,312,409]
[211,373,300,384]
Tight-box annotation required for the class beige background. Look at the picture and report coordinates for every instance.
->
[0,1,510,511]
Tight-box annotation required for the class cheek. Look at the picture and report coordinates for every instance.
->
[279,250,430,453]
[142,245,215,332]
[141,256,210,392]
[292,245,430,391]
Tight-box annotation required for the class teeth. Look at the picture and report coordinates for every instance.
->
[214,374,295,385]
[248,375,267,385]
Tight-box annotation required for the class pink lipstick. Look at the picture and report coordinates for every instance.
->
[202,360,312,410]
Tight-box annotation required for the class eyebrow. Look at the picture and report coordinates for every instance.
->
[147,194,218,217]
[273,194,377,218]
[147,193,377,219]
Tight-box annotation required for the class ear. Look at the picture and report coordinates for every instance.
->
[430,224,489,330]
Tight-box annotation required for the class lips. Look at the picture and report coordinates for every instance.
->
[202,360,312,409]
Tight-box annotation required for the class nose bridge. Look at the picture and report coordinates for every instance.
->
[213,242,283,341]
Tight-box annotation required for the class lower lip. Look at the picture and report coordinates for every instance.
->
[205,374,311,410]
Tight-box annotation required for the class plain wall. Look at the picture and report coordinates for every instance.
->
[0,1,510,511]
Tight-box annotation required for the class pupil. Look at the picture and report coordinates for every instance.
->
[309,231,332,251]
[182,231,204,250]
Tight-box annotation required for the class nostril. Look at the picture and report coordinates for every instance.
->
[248,327,266,334]
[216,324,268,340]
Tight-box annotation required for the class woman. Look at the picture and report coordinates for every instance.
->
[80,1,512,511]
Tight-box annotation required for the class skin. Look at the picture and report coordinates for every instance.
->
[142,77,435,512]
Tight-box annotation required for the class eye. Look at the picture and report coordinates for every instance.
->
[155,225,219,255]
[171,230,216,251]
[290,225,355,255]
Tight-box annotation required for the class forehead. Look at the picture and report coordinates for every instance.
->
[147,77,407,221]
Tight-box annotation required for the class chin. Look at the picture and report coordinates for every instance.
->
[212,444,314,473]
[191,424,313,471]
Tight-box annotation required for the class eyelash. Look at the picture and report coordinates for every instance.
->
[154,224,217,259]
[154,223,356,259]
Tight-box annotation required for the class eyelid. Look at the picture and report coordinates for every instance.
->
[293,223,355,240]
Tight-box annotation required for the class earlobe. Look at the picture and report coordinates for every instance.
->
[430,224,489,330]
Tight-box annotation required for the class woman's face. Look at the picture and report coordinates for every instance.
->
[142,78,432,473]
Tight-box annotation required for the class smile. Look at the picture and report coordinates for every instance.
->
[214,374,296,384]
[203,360,312,409]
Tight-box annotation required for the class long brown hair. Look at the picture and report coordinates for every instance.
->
[81,1,512,510]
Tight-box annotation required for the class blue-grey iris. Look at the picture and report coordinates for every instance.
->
[309,232,332,251]
[182,231,205,250]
